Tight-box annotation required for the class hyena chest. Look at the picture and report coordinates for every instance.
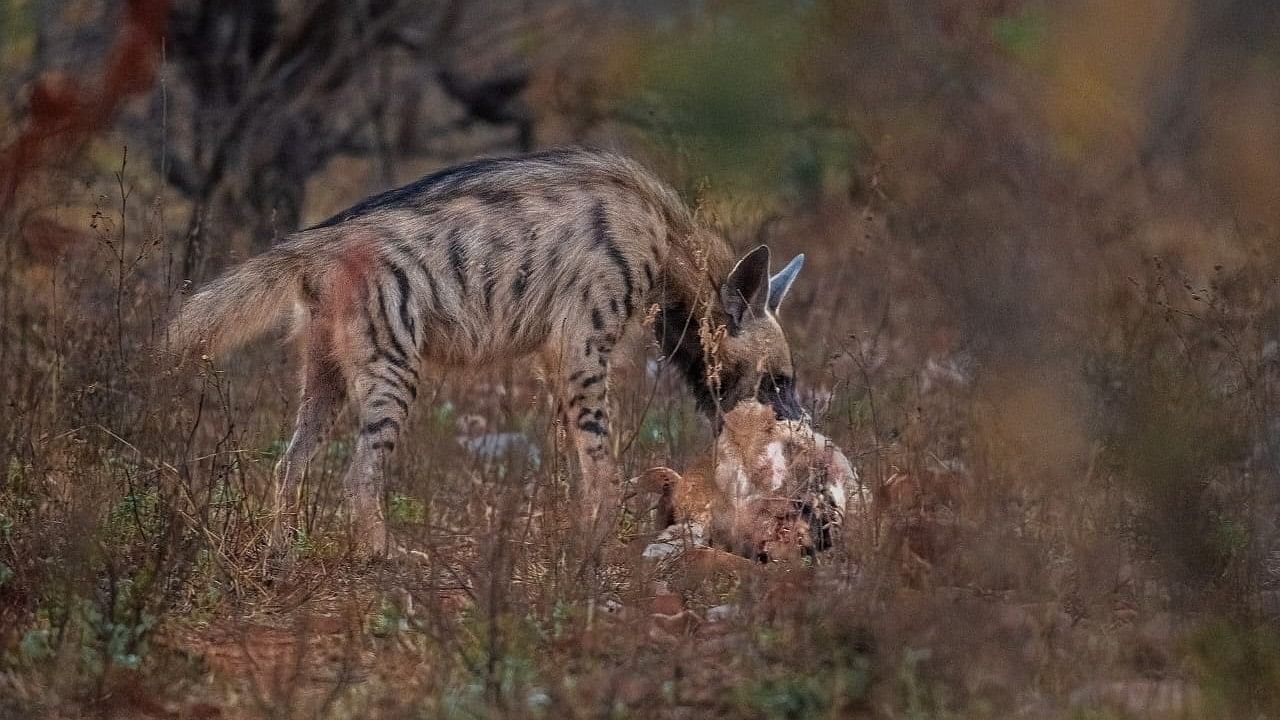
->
[365,207,665,368]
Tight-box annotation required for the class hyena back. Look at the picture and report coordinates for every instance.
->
[170,148,806,554]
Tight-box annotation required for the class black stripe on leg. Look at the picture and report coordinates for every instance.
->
[376,285,411,363]
[366,316,411,373]
[388,240,442,317]
[591,201,635,313]
[381,355,419,384]
[362,417,401,436]
[386,260,416,341]
[369,368,406,392]
[368,369,417,400]
[370,392,409,414]
[369,343,415,381]
[577,418,609,436]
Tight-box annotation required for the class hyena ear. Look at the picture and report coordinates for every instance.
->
[721,244,772,330]
[767,253,805,314]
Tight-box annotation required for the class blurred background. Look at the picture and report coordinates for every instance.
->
[3,1,1280,717]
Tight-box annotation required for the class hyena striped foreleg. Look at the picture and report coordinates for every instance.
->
[548,302,630,529]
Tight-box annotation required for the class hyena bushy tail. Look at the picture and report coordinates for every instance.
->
[168,232,329,356]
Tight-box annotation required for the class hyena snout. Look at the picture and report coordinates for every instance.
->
[757,377,805,423]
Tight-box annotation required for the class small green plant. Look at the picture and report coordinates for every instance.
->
[739,674,829,720]
[389,493,426,524]
[80,596,154,672]
[105,487,161,545]
[368,595,408,639]
[18,628,54,664]
[1191,620,1280,717]
[992,4,1048,66]
[899,647,950,720]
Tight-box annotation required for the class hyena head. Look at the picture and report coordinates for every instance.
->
[659,245,806,429]
[716,245,806,424]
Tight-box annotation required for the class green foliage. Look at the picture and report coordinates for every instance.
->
[79,595,154,672]
[14,588,156,678]
[739,674,829,719]
[633,404,700,458]
[992,4,1048,66]
[325,438,352,462]
[736,610,875,719]
[368,595,408,639]
[264,438,288,461]
[290,525,314,555]
[1191,620,1280,717]
[18,628,53,663]
[435,608,550,718]
[434,401,458,430]
[0,0,35,69]
[735,649,873,719]
[1108,357,1249,587]
[389,492,426,524]
[620,0,858,200]
[105,486,161,545]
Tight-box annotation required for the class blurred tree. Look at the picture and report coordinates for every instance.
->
[150,0,542,281]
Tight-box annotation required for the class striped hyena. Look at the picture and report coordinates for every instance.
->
[170,148,806,555]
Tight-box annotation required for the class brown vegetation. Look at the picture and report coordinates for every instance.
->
[4,1,1280,718]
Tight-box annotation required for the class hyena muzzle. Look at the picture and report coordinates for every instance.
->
[169,148,806,555]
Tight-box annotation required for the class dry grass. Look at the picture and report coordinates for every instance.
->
[2,146,1277,720]
[4,2,1280,719]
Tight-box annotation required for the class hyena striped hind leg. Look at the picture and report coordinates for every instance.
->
[342,354,417,556]
[270,333,347,554]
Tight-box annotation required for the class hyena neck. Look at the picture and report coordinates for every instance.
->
[653,226,748,430]
[655,301,748,432]
[662,226,733,306]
